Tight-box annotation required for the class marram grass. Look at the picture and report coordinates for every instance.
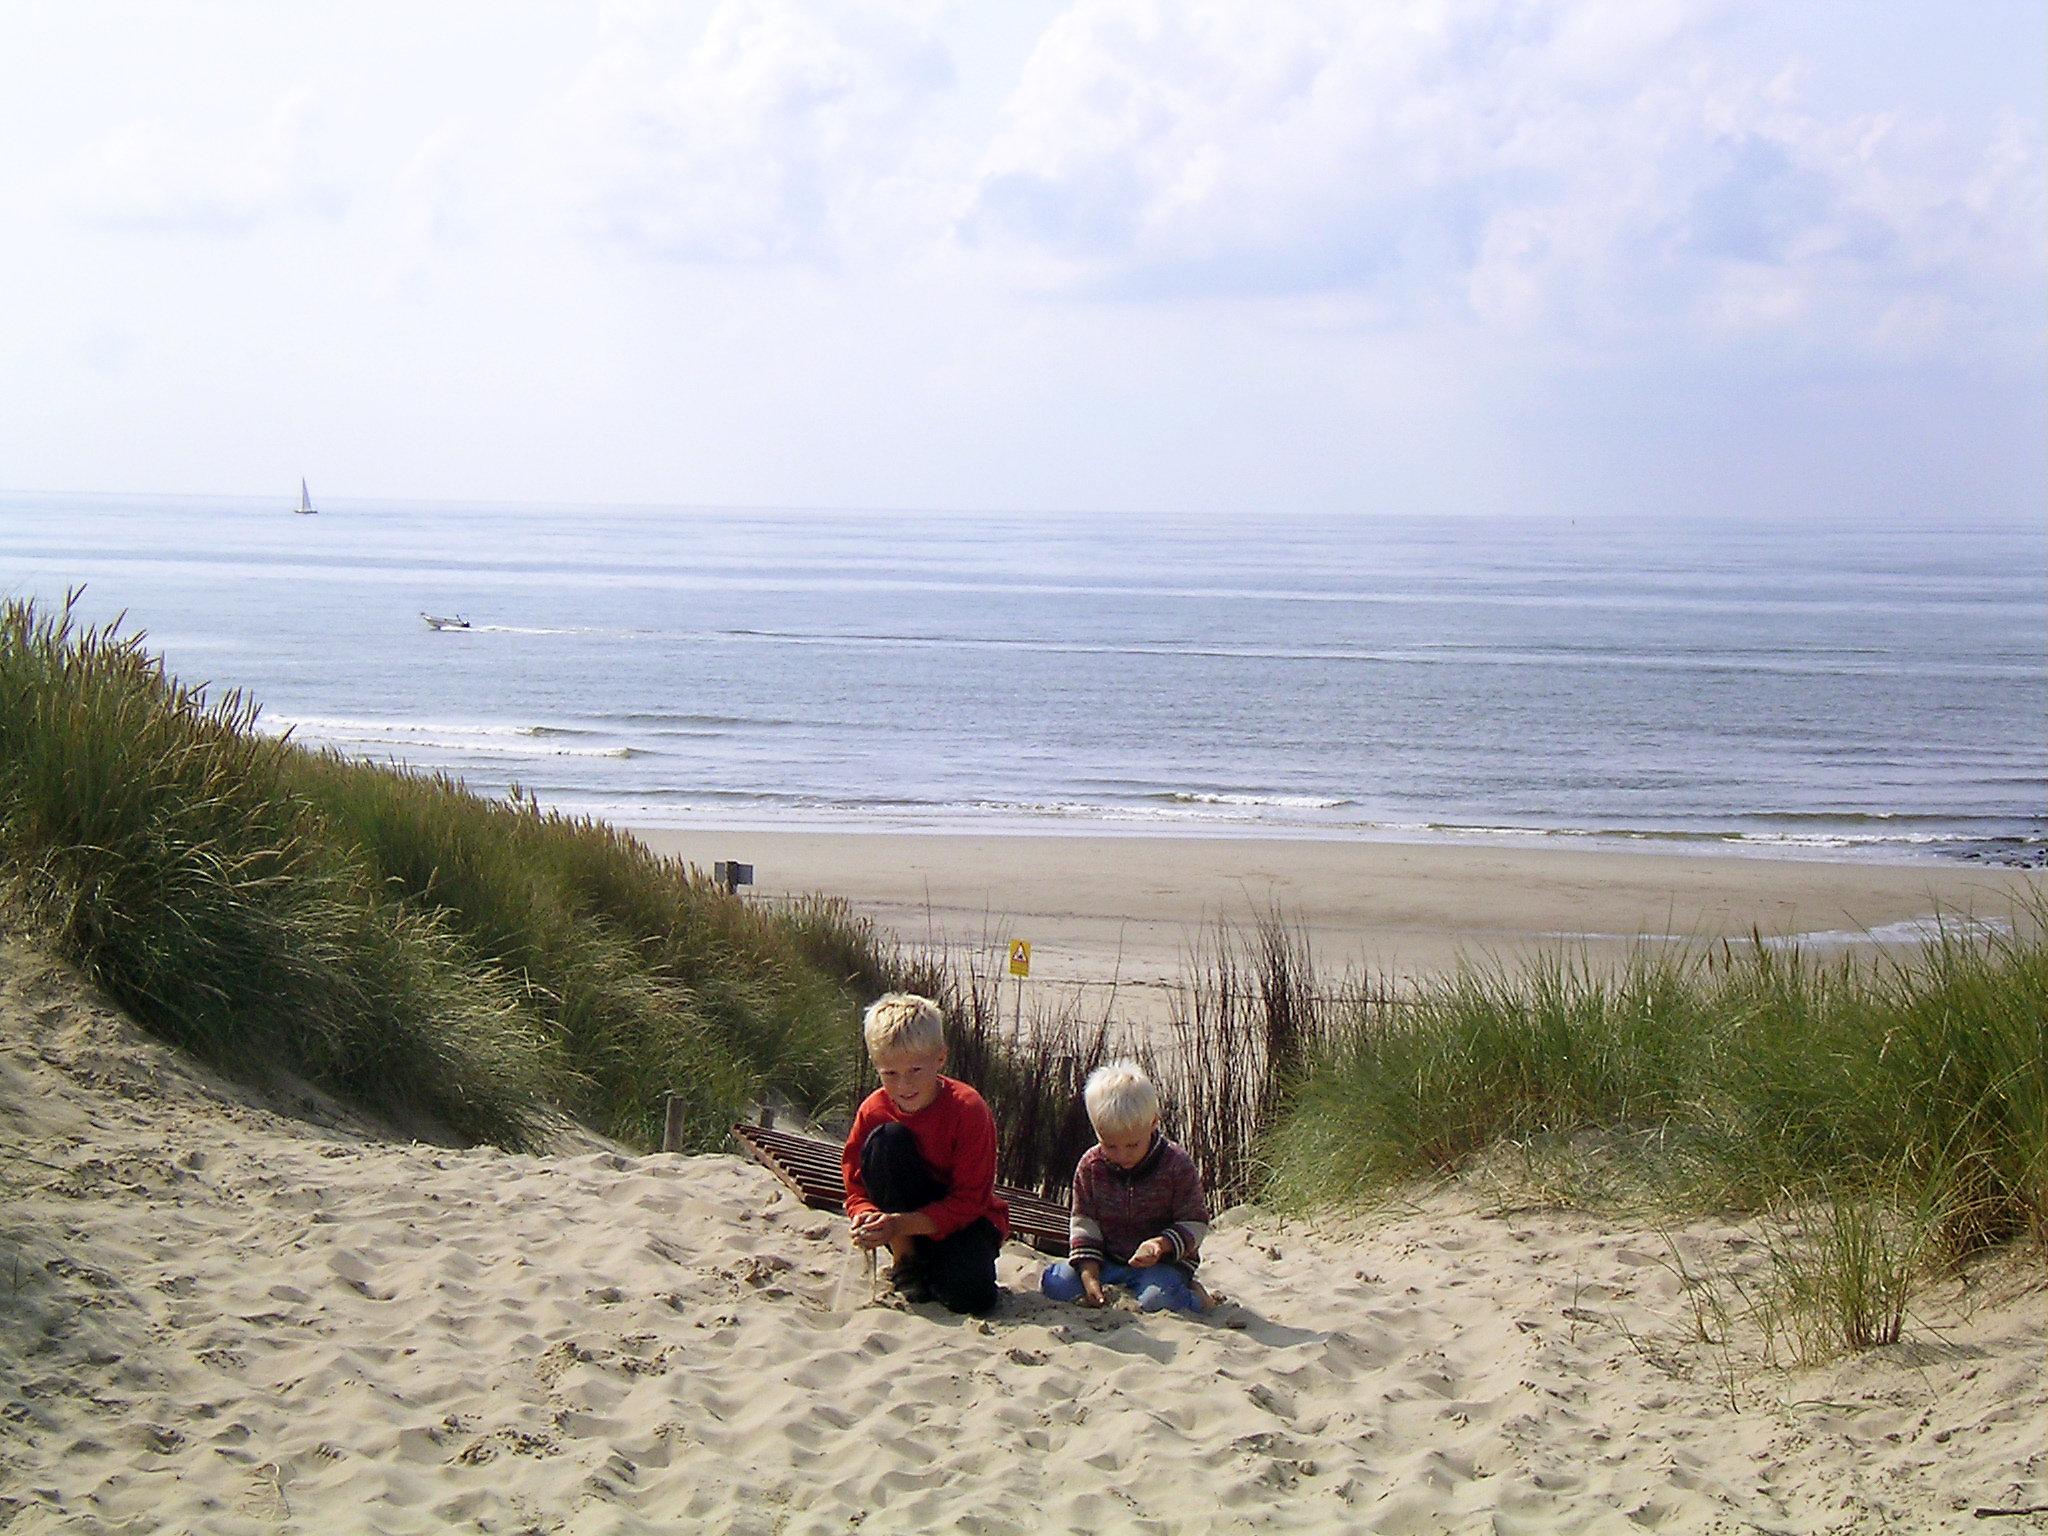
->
[0,597,874,1151]
[280,752,869,1146]
[1263,920,2048,1350]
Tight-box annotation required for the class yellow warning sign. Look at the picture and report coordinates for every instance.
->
[1008,939,1032,978]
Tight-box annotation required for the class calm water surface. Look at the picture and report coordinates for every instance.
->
[3,494,2041,861]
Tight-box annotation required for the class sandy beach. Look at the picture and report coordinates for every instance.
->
[2,935,2042,1534]
[635,828,2045,1023]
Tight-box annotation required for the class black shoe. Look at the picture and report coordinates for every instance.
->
[885,1260,932,1303]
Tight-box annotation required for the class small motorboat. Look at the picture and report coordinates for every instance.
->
[420,612,471,631]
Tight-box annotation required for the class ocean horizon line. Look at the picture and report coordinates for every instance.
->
[7,486,2046,534]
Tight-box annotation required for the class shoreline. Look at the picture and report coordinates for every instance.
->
[586,803,2046,868]
[631,826,2046,1021]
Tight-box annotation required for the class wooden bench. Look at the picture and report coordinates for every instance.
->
[729,1122,1071,1257]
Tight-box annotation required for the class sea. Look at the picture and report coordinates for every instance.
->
[3,493,2042,864]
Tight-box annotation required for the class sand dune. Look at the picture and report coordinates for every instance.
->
[2,939,2041,1534]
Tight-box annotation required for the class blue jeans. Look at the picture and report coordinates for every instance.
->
[1041,1259,1202,1313]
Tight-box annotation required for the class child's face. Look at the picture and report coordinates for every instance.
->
[873,1045,946,1115]
[1096,1116,1159,1170]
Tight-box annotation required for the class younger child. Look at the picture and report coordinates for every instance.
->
[1042,1062,1212,1314]
[841,993,1010,1315]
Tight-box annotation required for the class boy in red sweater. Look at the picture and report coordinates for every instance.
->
[842,993,1009,1315]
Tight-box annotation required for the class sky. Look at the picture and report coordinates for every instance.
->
[0,0,2042,519]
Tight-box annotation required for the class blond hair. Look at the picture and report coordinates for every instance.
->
[1083,1061,1159,1137]
[862,992,946,1060]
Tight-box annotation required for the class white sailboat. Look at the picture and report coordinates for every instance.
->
[293,478,317,515]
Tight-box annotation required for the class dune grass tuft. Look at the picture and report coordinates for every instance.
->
[1264,919,2047,1349]
[283,755,864,1147]
[0,597,560,1145]
[0,597,871,1150]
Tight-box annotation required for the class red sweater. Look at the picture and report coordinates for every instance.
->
[842,1077,1010,1242]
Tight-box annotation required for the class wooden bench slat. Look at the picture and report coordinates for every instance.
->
[729,1123,1070,1256]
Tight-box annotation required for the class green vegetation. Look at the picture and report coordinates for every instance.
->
[0,597,874,1150]
[1264,924,2047,1353]
[1267,932,2046,1252]
[284,757,870,1147]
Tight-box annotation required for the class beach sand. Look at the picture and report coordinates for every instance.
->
[3,936,2042,1535]
[634,828,2045,1024]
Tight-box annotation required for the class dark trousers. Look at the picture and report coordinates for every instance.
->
[859,1121,1001,1315]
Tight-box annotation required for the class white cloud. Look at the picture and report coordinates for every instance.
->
[372,118,493,302]
[1,0,2037,515]
[392,119,486,251]
[552,0,956,266]
[55,92,342,234]
[961,0,2044,359]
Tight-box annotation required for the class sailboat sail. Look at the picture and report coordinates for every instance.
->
[294,478,317,515]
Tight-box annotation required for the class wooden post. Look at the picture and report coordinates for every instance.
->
[662,1092,685,1153]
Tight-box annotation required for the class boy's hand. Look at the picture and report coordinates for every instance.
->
[1129,1237,1170,1268]
[851,1210,936,1250]
[1078,1265,1107,1307]
[849,1211,898,1250]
